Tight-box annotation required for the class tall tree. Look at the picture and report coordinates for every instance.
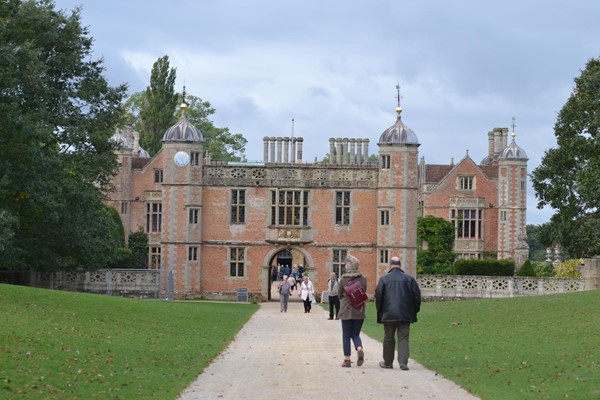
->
[138,55,178,155]
[124,90,247,161]
[0,0,126,270]
[531,57,600,258]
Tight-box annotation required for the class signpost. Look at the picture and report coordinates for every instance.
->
[237,288,248,303]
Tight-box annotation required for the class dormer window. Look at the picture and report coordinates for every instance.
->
[458,176,474,191]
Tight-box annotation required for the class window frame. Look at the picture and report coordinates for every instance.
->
[458,175,474,191]
[335,191,351,225]
[379,249,389,264]
[270,190,309,226]
[229,247,245,277]
[381,155,391,169]
[332,249,348,277]
[230,189,246,224]
[380,209,390,225]
[154,169,163,183]
[188,246,198,261]
[188,208,199,224]
[149,246,161,269]
[146,202,162,233]
[191,152,201,166]
[451,208,482,239]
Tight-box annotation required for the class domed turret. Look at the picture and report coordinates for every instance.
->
[499,132,527,160]
[162,102,203,142]
[136,147,150,158]
[110,128,133,149]
[378,106,419,145]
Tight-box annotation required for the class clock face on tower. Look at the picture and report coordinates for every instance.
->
[173,151,190,167]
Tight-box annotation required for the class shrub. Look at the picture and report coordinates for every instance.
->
[516,260,536,276]
[453,259,515,276]
[128,229,148,268]
[532,261,555,277]
[554,259,583,278]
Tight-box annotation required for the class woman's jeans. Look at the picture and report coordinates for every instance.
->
[341,319,364,356]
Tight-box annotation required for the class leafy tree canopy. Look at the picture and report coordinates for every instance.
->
[175,94,247,161]
[125,91,247,161]
[123,61,246,161]
[531,57,600,258]
[0,0,127,270]
[137,55,178,155]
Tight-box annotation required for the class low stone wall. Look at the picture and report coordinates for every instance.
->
[24,269,164,299]
[417,275,585,299]
[3,262,598,302]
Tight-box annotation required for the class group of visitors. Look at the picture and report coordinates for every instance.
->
[276,254,421,371]
[276,273,315,313]
[273,252,421,369]
[271,264,305,286]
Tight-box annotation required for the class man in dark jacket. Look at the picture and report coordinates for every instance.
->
[375,257,421,370]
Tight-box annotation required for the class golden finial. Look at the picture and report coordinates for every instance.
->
[181,85,189,113]
[395,82,403,115]
[511,116,517,138]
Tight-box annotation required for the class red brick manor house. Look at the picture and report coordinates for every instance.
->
[107,102,528,300]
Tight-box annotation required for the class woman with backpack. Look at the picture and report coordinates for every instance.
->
[338,254,367,368]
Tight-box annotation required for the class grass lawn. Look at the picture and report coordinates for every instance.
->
[361,290,600,400]
[0,284,259,400]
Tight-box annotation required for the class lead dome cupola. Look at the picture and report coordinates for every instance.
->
[162,102,203,142]
[378,106,419,145]
[499,132,527,160]
[110,128,133,149]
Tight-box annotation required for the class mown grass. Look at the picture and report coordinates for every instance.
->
[361,290,600,400]
[0,284,259,400]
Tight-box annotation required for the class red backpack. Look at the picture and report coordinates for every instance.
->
[343,278,368,308]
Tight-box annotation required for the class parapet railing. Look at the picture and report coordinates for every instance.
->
[417,275,585,299]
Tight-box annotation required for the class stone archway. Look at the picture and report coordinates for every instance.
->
[263,246,314,301]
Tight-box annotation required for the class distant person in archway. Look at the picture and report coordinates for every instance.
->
[271,265,278,283]
[299,275,315,313]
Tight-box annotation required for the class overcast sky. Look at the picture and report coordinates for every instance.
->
[53,0,600,225]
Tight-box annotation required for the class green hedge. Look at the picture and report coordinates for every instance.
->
[453,259,515,276]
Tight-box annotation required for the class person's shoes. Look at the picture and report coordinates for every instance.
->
[400,364,409,370]
[379,361,393,369]
[342,360,351,368]
[327,317,333,320]
[335,317,339,320]
[357,349,364,366]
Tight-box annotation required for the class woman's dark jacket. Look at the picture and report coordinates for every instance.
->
[375,268,421,323]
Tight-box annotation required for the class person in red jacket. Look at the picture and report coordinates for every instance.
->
[374,257,421,370]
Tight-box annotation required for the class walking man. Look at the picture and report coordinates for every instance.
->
[374,257,421,370]
[327,272,340,320]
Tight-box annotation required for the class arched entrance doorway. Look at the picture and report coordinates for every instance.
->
[266,247,311,301]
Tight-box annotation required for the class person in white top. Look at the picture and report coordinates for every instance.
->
[299,275,315,313]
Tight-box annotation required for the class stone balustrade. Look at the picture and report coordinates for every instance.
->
[417,275,585,299]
